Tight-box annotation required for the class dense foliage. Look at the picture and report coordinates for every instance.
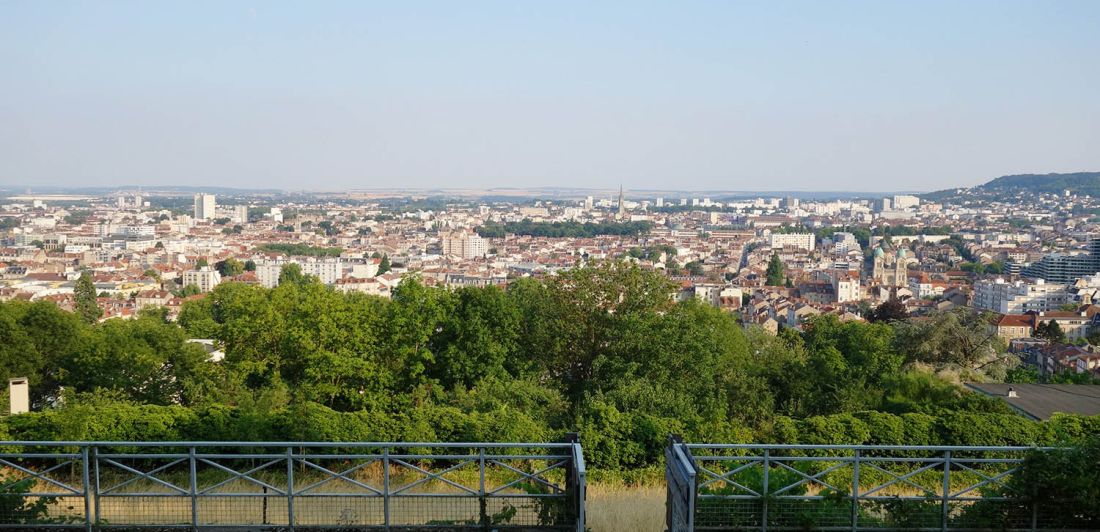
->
[475,220,653,238]
[255,243,344,257]
[1,262,1097,473]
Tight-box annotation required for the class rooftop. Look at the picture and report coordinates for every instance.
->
[966,383,1100,420]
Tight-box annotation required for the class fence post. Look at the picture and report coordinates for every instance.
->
[92,446,101,529]
[81,445,92,532]
[573,440,586,532]
[478,447,487,529]
[941,450,951,532]
[286,447,295,530]
[383,447,391,531]
[189,446,198,531]
[851,449,860,532]
[762,449,770,532]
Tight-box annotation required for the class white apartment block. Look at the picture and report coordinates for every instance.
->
[182,266,222,293]
[442,232,487,260]
[255,257,343,288]
[892,195,920,209]
[769,232,816,251]
[973,278,1071,314]
[193,194,216,220]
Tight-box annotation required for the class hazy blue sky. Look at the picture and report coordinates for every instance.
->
[2,1,1098,192]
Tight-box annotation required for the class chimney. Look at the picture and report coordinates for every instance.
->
[9,378,29,414]
[1006,387,1018,398]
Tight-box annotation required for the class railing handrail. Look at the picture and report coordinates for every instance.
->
[0,440,575,449]
[683,443,1056,452]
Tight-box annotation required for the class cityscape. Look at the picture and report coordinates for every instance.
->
[2,1,1100,531]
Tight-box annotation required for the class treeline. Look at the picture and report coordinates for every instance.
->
[475,220,652,238]
[255,243,343,257]
[3,401,1096,463]
[0,262,1097,471]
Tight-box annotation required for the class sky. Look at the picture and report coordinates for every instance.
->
[2,1,1099,192]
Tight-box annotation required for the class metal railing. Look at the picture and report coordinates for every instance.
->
[665,438,1087,532]
[0,440,585,531]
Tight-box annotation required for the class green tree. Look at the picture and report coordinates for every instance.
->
[59,313,217,405]
[216,258,245,277]
[893,310,1005,368]
[869,299,908,323]
[429,286,520,388]
[511,261,676,407]
[766,253,785,286]
[377,254,391,275]
[195,258,209,269]
[244,259,256,272]
[278,263,306,286]
[74,271,102,324]
[1035,320,1067,344]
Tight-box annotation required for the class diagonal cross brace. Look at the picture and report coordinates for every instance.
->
[295,458,382,496]
[0,458,82,495]
[860,460,943,498]
[487,459,567,495]
[197,458,286,495]
[770,460,846,495]
[696,461,761,496]
[950,462,1018,498]
[98,458,188,495]
[389,459,478,496]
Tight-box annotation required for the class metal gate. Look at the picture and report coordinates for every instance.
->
[0,439,586,531]
[665,436,696,532]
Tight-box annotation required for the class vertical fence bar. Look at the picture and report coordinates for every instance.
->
[383,447,391,531]
[851,449,860,532]
[81,446,92,532]
[762,449,770,532]
[189,447,198,531]
[92,446,101,528]
[941,450,951,532]
[574,442,587,532]
[478,447,487,529]
[286,447,295,530]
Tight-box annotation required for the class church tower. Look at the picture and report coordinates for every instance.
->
[617,185,626,219]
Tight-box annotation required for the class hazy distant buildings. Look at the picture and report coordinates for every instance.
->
[892,195,920,209]
[831,232,861,255]
[193,193,216,220]
[216,205,249,223]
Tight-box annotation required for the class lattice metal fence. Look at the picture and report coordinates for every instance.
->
[665,440,1089,532]
[0,440,586,531]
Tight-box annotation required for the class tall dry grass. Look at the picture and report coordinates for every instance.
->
[585,483,665,532]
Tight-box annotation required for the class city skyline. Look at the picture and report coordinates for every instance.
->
[3,1,1099,191]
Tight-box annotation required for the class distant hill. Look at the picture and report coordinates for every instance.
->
[980,172,1100,195]
[923,172,1100,200]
